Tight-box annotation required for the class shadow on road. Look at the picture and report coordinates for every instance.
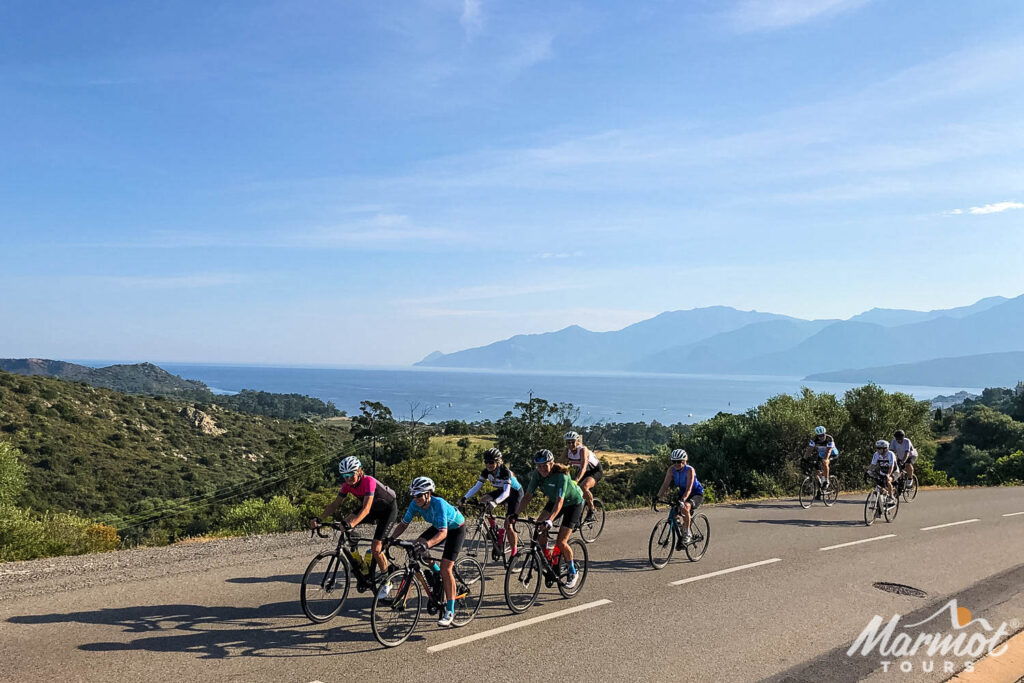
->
[739,518,866,528]
[6,598,405,658]
[226,574,303,585]
[586,557,651,573]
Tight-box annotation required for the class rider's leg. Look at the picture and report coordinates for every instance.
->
[440,557,455,601]
[581,476,595,513]
[682,501,693,537]
[371,539,389,574]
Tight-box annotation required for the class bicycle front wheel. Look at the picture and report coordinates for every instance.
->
[902,475,918,502]
[504,550,541,614]
[301,551,351,623]
[371,569,422,648]
[685,514,711,562]
[864,490,879,526]
[798,477,815,509]
[463,521,489,571]
[557,538,589,598]
[452,557,484,626]
[824,476,840,507]
[648,518,675,569]
[578,499,605,543]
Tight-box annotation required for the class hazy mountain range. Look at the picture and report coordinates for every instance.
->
[416,295,1024,387]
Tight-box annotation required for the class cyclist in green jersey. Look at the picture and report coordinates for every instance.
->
[513,449,584,589]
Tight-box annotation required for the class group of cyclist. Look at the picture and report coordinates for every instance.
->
[313,424,918,628]
[805,425,919,504]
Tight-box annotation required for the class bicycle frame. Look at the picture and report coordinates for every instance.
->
[313,523,380,590]
[515,519,570,588]
[387,541,470,612]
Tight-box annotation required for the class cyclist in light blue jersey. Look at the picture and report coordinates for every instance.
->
[387,477,466,627]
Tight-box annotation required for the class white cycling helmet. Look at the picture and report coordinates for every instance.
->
[564,431,581,442]
[875,439,889,449]
[338,456,362,475]
[409,476,435,496]
[670,448,688,462]
[814,426,827,436]
[533,449,555,464]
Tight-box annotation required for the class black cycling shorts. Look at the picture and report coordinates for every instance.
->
[368,500,398,541]
[543,500,584,529]
[680,494,703,512]
[417,524,467,562]
[486,488,522,516]
[580,462,603,484]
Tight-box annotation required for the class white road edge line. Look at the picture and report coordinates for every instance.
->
[669,558,781,586]
[819,534,896,551]
[1003,511,1024,517]
[427,599,612,653]
[920,519,980,531]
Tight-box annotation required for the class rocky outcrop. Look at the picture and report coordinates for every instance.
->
[179,406,226,436]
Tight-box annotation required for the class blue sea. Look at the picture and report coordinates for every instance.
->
[144,364,978,425]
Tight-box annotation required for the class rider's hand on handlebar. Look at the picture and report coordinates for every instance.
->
[542,519,553,530]
[484,500,497,513]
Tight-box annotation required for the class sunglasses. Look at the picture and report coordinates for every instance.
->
[414,492,429,500]
[342,472,355,479]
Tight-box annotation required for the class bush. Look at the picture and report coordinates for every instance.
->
[0,505,121,561]
[0,441,27,505]
[220,495,302,536]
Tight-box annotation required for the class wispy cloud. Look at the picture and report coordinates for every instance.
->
[727,0,873,33]
[948,201,1024,216]
[460,0,483,38]
[101,272,248,289]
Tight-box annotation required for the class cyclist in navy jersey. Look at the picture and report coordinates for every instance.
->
[460,447,522,554]
[655,449,704,549]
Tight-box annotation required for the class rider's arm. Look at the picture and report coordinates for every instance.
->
[656,467,673,499]
[546,495,565,523]
[492,481,512,504]
[317,493,345,523]
[424,526,448,549]
[464,477,485,500]
[514,491,532,517]
[682,468,694,501]
[389,521,409,540]
[347,492,375,527]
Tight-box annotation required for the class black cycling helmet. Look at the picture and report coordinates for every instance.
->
[894,429,905,439]
[483,447,502,464]
[533,449,554,464]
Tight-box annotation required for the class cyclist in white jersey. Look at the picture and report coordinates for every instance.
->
[868,439,899,503]
[891,430,917,485]
[563,431,603,522]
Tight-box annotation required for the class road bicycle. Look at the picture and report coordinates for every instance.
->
[575,496,605,543]
[798,460,839,509]
[460,500,522,570]
[301,520,393,623]
[895,470,918,502]
[370,539,484,647]
[503,517,589,614]
[648,498,711,568]
[863,471,900,526]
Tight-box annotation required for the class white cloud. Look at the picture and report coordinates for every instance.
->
[727,0,873,33]
[460,0,483,38]
[947,201,1024,216]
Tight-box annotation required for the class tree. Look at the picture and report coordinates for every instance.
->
[350,401,399,475]
[496,395,576,473]
[0,440,27,505]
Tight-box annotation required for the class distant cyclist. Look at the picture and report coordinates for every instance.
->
[564,431,603,523]
[311,456,398,600]
[655,449,704,549]
[459,447,522,555]
[804,426,839,490]
[387,477,466,627]
[868,439,898,502]
[513,449,583,589]
[891,430,917,486]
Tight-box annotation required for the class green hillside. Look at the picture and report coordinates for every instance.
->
[0,370,349,539]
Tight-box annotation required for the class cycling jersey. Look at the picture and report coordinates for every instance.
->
[809,435,839,458]
[340,475,396,505]
[527,470,584,506]
[567,445,600,470]
[871,450,899,473]
[402,496,465,530]
[671,464,704,496]
[464,465,522,504]
[891,438,917,463]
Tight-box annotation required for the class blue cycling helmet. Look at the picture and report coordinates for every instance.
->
[814,426,827,436]
[533,449,554,464]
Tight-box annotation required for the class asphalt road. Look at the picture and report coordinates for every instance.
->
[2,486,1023,683]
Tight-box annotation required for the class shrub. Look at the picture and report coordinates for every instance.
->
[220,495,302,536]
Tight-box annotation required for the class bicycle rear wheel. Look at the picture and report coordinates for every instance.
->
[884,493,900,523]
[864,490,879,526]
[902,475,918,502]
[798,477,815,509]
[648,518,675,569]
[685,514,711,562]
[557,538,589,598]
[452,558,484,626]
[300,551,351,623]
[578,499,605,543]
[824,476,840,507]
[371,569,422,647]
[504,550,541,614]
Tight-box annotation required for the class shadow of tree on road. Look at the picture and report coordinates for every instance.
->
[738,518,867,528]
[6,598,413,658]
[225,574,303,585]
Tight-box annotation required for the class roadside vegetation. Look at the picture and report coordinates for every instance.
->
[1,367,1021,562]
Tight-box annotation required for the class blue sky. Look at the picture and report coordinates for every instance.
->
[2,0,1024,365]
